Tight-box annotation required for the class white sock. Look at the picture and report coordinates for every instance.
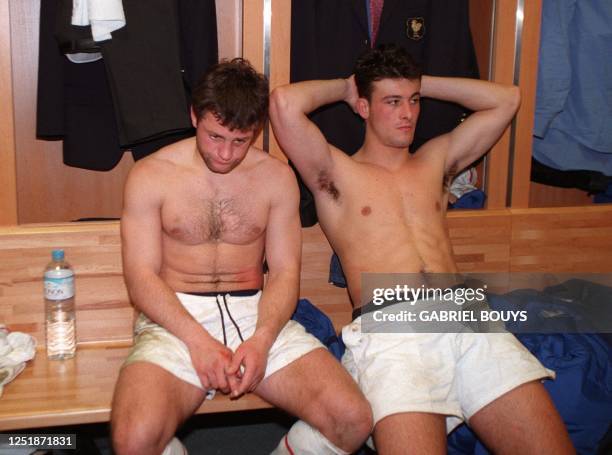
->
[161,437,188,455]
[270,421,350,455]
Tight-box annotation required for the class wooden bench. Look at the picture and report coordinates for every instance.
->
[1,206,611,431]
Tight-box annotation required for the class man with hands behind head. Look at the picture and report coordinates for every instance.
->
[270,45,574,454]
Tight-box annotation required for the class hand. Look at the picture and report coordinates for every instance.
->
[344,75,360,113]
[225,333,271,398]
[186,334,234,394]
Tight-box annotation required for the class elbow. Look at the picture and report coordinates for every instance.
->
[270,86,292,122]
[505,85,521,115]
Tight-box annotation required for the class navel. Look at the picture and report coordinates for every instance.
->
[435,201,441,212]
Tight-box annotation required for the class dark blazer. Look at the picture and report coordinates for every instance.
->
[290,0,479,225]
[37,0,217,171]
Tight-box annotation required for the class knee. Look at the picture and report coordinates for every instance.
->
[318,392,373,444]
[340,396,374,440]
[112,412,167,455]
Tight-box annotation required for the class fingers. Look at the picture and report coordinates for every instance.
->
[235,356,255,396]
[214,366,230,394]
[226,371,241,398]
[226,349,246,397]
[227,348,245,376]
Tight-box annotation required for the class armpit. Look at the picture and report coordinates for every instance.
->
[317,170,340,201]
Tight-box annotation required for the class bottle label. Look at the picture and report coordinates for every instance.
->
[44,275,75,300]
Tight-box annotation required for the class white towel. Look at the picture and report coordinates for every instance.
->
[0,326,36,397]
[450,167,478,199]
[72,0,126,42]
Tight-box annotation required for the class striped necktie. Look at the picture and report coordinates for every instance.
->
[369,0,384,46]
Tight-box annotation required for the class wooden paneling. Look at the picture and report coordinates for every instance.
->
[529,182,593,208]
[0,0,18,225]
[268,0,291,161]
[448,209,512,272]
[243,0,265,150]
[0,222,133,346]
[217,0,242,60]
[242,0,291,159]
[301,226,353,328]
[510,206,612,272]
[486,0,517,208]
[510,0,542,207]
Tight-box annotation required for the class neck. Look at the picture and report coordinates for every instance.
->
[357,132,411,170]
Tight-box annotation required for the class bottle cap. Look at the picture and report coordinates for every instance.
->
[52,249,65,261]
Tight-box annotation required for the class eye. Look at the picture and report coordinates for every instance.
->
[233,138,247,145]
[410,97,420,105]
[387,99,400,106]
[209,134,222,141]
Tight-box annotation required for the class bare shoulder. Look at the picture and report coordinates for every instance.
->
[411,135,450,168]
[249,147,296,183]
[124,139,194,203]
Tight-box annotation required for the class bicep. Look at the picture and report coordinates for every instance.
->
[444,108,512,174]
[120,167,164,283]
[269,95,335,193]
[263,172,301,278]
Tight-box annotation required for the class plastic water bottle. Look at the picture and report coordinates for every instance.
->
[44,249,76,360]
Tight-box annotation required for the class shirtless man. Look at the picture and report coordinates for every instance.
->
[270,45,575,454]
[111,59,372,455]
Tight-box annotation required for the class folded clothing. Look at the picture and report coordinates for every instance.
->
[0,326,37,397]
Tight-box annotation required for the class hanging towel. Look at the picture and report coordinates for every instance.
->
[72,0,126,42]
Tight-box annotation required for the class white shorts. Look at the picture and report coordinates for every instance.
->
[124,291,324,391]
[342,310,554,433]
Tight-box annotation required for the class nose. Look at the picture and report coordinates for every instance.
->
[400,103,412,121]
[218,143,232,162]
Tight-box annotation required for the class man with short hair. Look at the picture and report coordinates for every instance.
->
[111,58,372,455]
[270,45,574,454]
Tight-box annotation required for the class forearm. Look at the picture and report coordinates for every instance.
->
[126,271,210,347]
[253,270,300,349]
[273,78,350,115]
[420,75,520,114]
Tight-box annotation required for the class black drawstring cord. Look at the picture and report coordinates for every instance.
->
[223,294,245,343]
[215,296,228,346]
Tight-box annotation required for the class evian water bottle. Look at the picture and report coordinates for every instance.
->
[44,249,76,360]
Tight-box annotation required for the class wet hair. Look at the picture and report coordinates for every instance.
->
[354,44,422,100]
[191,58,269,131]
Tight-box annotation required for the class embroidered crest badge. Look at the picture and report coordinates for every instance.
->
[406,17,425,41]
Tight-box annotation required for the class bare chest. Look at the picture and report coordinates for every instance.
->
[346,166,446,226]
[162,193,266,245]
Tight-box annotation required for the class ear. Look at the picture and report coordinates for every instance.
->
[356,97,370,120]
[190,106,199,128]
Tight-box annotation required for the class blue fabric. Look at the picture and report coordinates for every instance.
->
[448,282,612,453]
[593,182,612,204]
[449,332,612,454]
[449,189,486,209]
[329,252,347,288]
[291,298,345,360]
[532,0,612,174]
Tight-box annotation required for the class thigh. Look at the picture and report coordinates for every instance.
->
[468,380,574,455]
[254,347,365,422]
[111,361,207,434]
[373,412,446,455]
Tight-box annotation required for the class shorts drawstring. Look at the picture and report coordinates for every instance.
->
[215,294,245,345]
[214,295,228,346]
[223,294,245,343]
